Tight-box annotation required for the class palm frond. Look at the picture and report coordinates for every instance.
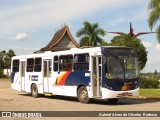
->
[76,28,87,37]
[95,28,106,36]
[148,7,160,30]
[148,0,160,10]
[156,25,160,43]
[79,37,89,47]
[83,21,92,32]
[92,23,98,30]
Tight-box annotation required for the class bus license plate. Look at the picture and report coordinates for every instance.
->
[122,92,129,96]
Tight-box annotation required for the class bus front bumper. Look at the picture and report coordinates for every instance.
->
[102,87,139,99]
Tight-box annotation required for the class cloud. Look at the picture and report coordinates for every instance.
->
[0,35,6,39]
[23,47,32,52]
[156,44,160,51]
[108,9,147,27]
[0,32,30,41]
[0,0,146,34]
[142,41,153,48]
[142,59,160,72]
[108,0,148,27]
[142,42,160,51]
[108,18,126,27]
[14,32,30,41]
[146,57,160,64]
[132,4,148,21]
[22,47,38,54]
[132,10,147,21]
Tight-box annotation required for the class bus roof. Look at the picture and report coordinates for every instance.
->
[12,46,134,59]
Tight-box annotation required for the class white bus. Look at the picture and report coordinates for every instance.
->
[11,46,139,103]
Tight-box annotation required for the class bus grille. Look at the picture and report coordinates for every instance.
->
[117,92,132,97]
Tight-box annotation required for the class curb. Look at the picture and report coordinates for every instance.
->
[126,96,146,99]
[127,96,160,100]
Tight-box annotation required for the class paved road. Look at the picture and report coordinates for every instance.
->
[0,80,160,120]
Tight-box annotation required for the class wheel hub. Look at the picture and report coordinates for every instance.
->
[80,90,88,100]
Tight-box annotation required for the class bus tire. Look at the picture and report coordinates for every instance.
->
[108,98,119,103]
[77,86,90,104]
[31,84,39,98]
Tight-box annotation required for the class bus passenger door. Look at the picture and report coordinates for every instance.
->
[91,56,102,98]
[20,61,25,91]
[43,59,52,93]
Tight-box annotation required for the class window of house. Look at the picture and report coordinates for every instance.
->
[59,55,73,71]
[27,58,34,72]
[12,59,19,72]
[34,58,42,72]
[74,54,89,71]
[54,56,58,71]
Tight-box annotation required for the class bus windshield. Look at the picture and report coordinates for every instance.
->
[104,48,138,79]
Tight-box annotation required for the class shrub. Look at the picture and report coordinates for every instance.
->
[0,69,3,78]
[0,69,10,78]
[140,77,159,89]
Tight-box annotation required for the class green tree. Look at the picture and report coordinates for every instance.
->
[4,50,16,75]
[108,34,147,70]
[0,49,16,77]
[148,0,160,42]
[99,41,108,46]
[0,50,6,78]
[0,50,6,69]
[155,69,157,75]
[77,21,106,46]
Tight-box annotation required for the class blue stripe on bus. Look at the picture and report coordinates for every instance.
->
[65,71,90,86]
[11,72,15,83]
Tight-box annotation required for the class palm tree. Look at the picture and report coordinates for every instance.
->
[77,21,106,46]
[148,0,160,42]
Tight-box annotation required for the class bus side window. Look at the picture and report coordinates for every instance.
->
[34,58,42,72]
[27,58,34,72]
[21,62,25,77]
[54,56,58,71]
[12,59,19,72]
[44,61,47,77]
[74,54,89,71]
[59,55,73,71]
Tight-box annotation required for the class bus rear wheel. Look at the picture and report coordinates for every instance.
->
[77,86,90,104]
[31,84,39,98]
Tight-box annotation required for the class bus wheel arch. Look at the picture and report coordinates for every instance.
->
[31,83,39,98]
[77,86,90,104]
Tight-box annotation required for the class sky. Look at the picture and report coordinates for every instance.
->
[0,0,160,73]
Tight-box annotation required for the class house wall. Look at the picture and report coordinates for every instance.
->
[3,69,11,75]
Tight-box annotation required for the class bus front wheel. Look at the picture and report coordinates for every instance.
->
[77,86,90,104]
[31,84,39,98]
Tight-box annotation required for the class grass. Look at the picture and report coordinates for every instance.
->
[140,89,160,97]
[0,78,10,80]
